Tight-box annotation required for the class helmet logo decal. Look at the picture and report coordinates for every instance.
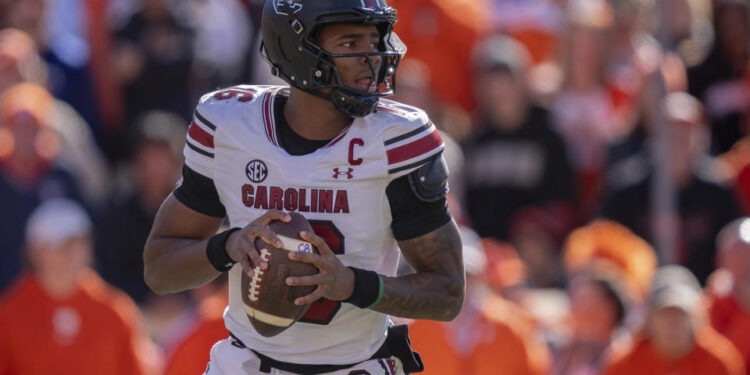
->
[360,0,383,9]
[274,0,302,16]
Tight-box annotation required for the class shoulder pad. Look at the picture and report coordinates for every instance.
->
[376,101,427,121]
[407,155,449,202]
[194,85,276,130]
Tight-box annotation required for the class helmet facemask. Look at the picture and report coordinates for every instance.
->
[301,24,405,117]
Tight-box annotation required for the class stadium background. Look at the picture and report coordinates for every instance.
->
[1,0,750,373]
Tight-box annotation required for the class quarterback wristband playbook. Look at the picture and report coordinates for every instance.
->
[344,267,384,309]
[206,228,241,272]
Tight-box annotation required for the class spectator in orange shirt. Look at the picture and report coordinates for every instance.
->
[564,220,658,299]
[0,198,161,375]
[553,269,630,375]
[389,0,490,112]
[554,220,657,375]
[707,217,750,373]
[409,228,551,375]
[489,0,564,66]
[0,83,84,293]
[604,265,745,375]
[164,281,229,375]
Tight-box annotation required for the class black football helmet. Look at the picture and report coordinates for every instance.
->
[261,0,406,117]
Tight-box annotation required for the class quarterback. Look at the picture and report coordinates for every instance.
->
[143,0,464,374]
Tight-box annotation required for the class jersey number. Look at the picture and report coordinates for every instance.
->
[298,220,344,325]
[213,88,256,102]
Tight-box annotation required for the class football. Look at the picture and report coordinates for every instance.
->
[240,212,319,337]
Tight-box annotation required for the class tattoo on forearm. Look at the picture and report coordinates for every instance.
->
[373,221,464,320]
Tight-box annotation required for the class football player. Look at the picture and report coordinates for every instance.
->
[143,1,464,374]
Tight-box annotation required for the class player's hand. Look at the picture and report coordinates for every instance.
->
[226,210,291,276]
[285,230,355,305]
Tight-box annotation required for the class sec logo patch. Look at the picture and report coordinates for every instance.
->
[246,160,268,183]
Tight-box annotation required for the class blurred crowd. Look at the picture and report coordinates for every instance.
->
[1,0,750,374]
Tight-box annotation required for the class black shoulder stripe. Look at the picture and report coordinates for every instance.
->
[195,110,217,131]
[378,359,390,375]
[186,140,215,158]
[384,123,431,146]
[388,153,440,174]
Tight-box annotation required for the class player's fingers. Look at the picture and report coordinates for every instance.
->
[235,230,271,270]
[300,231,333,256]
[288,251,327,269]
[243,246,266,271]
[295,286,326,306]
[253,210,291,226]
[243,226,284,249]
[239,255,254,276]
[286,272,332,287]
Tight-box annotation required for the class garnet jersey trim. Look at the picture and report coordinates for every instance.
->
[188,120,214,148]
[262,88,281,145]
[186,110,217,158]
[384,121,443,174]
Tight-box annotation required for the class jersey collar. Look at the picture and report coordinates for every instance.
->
[262,87,353,151]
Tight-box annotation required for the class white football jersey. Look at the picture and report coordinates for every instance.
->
[183,85,444,364]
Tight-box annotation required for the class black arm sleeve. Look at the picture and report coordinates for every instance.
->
[173,165,227,218]
[387,173,452,241]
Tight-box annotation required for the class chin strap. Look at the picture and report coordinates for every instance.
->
[302,87,379,118]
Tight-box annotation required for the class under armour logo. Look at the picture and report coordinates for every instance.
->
[274,0,303,15]
[333,167,354,180]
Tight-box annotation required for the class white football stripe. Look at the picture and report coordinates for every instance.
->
[244,305,294,327]
[275,235,315,254]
